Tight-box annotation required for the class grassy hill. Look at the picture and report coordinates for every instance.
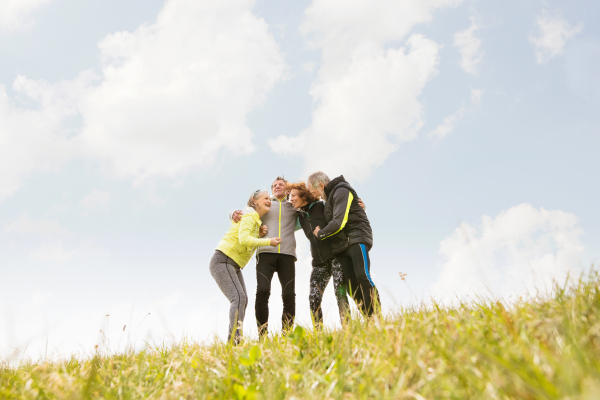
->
[2,271,600,399]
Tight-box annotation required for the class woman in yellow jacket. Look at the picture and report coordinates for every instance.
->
[210,190,281,344]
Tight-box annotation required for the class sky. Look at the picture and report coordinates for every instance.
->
[1,0,599,363]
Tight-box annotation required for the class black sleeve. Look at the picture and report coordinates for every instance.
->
[316,188,353,240]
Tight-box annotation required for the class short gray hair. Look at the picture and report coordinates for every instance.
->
[307,171,330,189]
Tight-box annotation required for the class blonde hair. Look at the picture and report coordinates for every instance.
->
[247,190,268,210]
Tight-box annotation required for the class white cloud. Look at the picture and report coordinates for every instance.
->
[303,62,316,73]
[454,18,482,75]
[470,88,482,105]
[431,204,585,303]
[0,0,286,201]
[29,239,107,263]
[75,0,286,183]
[0,72,90,202]
[80,189,110,211]
[429,88,482,139]
[29,240,74,263]
[0,0,56,32]
[429,106,466,139]
[3,214,71,238]
[3,215,107,263]
[269,0,462,181]
[529,10,582,64]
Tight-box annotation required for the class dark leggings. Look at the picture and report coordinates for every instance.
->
[255,253,296,336]
[338,243,380,316]
[309,257,349,326]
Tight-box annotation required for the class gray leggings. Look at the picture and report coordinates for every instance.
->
[210,250,248,342]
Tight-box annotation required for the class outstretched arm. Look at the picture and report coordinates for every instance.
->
[314,188,353,240]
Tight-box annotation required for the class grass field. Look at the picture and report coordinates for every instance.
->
[1,270,599,399]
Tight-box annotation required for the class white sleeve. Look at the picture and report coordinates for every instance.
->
[228,209,244,221]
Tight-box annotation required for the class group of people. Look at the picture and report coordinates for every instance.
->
[209,172,380,343]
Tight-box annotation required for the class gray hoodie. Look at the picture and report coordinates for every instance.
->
[257,196,299,259]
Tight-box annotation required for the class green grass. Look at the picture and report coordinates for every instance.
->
[2,270,600,399]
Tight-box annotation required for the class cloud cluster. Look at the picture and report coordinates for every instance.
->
[3,214,106,263]
[429,88,482,139]
[529,10,582,64]
[269,0,462,181]
[0,73,88,201]
[3,214,71,238]
[80,189,110,211]
[76,0,286,182]
[0,0,286,201]
[431,204,585,303]
[454,18,482,75]
[0,0,56,32]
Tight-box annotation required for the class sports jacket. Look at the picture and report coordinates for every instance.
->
[317,175,373,251]
[217,207,271,268]
[257,196,300,259]
[297,201,349,266]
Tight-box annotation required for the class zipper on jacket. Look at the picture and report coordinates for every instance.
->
[277,198,282,253]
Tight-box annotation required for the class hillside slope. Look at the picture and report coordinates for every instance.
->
[2,271,600,399]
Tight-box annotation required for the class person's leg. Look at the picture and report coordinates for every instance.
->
[338,252,359,308]
[255,253,277,337]
[236,267,248,334]
[277,255,296,332]
[309,264,330,327]
[346,243,379,316]
[209,251,248,343]
[330,256,350,324]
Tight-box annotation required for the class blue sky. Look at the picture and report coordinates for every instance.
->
[1,0,598,362]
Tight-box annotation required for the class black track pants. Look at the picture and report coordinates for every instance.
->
[338,243,380,316]
[255,253,296,336]
[309,257,350,326]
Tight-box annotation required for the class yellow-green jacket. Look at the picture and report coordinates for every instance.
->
[216,207,271,268]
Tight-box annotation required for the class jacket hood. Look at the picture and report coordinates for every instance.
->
[324,175,348,199]
[242,207,261,221]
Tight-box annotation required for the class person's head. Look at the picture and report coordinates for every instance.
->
[271,176,288,200]
[247,190,271,217]
[307,171,330,200]
[287,181,319,209]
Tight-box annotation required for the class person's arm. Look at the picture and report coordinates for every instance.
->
[295,215,302,231]
[358,198,366,211]
[314,188,353,240]
[229,210,243,223]
[239,215,271,247]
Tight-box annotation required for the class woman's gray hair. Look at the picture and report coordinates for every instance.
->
[307,171,330,189]
[247,190,268,210]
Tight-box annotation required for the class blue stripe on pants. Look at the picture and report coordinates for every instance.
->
[359,244,375,287]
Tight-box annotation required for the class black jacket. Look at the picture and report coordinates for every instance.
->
[297,201,349,266]
[317,175,373,251]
